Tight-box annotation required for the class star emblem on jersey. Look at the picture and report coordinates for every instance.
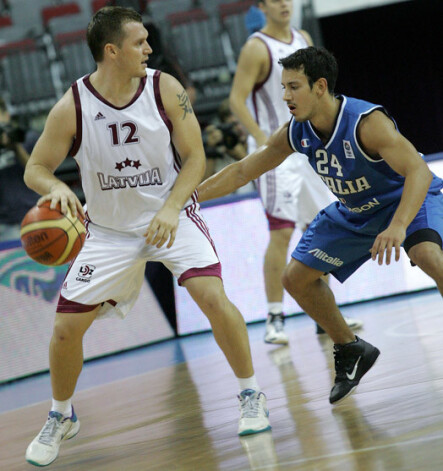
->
[115,159,142,171]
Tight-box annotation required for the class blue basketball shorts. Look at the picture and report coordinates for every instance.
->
[291,190,443,283]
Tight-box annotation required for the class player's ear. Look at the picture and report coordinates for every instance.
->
[104,42,118,59]
[314,78,328,97]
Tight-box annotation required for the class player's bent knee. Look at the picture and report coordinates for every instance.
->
[282,260,324,294]
[194,286,230,315]
[52,312,96,342]
[408,242,443,275]
[405,230,442,266]
[282,264,304,293]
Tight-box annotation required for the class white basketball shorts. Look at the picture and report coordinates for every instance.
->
[58,204,220,319]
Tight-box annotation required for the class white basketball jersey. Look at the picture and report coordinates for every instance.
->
[246,29,309,141]
[70,68,195,232]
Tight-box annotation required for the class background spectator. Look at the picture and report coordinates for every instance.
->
[245,5,266,35]
[0,97,39,241]
[143,14,197,104]
[202,99,248,181]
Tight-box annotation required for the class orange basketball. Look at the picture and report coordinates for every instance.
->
[20,201,86,266]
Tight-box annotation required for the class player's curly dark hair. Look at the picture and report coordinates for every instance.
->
[279,46,338,94]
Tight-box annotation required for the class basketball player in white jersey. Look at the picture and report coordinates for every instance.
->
[230,0,362,343]
[23,7,270,467]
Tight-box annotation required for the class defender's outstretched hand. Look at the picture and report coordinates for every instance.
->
[370,223,406,265]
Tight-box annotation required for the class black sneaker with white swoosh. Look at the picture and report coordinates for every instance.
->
[329,336,380,404]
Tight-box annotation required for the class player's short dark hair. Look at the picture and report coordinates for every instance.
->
[87,6,142,62]
[279,47,338,94]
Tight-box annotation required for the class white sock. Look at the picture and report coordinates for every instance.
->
[51,398,72,418]
[238,375,260,393]
[268,302,283,315]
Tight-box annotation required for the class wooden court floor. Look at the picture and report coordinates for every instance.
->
[1,290,443,470]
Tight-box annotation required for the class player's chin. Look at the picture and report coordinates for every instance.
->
[291,110,308,122]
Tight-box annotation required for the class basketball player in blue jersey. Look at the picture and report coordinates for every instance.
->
[23,7,270,467]
[230,0,362,344]
[199,46,443,405]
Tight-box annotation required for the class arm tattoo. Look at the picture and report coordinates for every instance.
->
[177,90,193,120]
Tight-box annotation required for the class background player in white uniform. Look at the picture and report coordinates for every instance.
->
[229,0,361,343]
[23,7,270,467]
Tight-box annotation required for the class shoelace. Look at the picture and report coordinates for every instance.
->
[239,393,262,418]
[269,314,284,333]
[333,346,356,380]
[38,416,64,446]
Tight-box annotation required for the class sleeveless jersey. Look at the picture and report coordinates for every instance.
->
[288,95,443,217]
[70,68,195,232]
[246,29,309,139]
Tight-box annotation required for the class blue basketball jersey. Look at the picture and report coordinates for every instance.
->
[288,95,443,282]
[287,95,442,218]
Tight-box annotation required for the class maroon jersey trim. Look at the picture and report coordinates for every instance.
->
[252,36,273,94]
[185,204,218,256]
[178,262,222,286]
[83,74,147,110]
[57,294,100,313]
[69,81,82,156]
[153,70,173,133]
[257,30,295,45]
[265,211,295,230]
[57,295,117,313]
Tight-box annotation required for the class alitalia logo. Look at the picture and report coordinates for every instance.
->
[308,248,344,267]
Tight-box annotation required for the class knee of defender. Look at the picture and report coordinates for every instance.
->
[282,269,304,296]
[410,246,443,281]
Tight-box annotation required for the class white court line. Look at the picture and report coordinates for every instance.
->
[385,310,443,338]
[251,432,443,470]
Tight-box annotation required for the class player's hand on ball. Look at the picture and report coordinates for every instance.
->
[37,181,85,219]
[21,202,85,266]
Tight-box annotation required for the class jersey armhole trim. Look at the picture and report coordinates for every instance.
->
[153,70,173,134]
[251,36,272,92]
[354,106,392,163]
[287,117,298,152]
[69,81,82,157]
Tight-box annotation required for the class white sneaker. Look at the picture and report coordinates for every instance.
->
[264,313,289,345]
[26,409,80,467]
[316,316,364,334]
[238,389,271,436]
